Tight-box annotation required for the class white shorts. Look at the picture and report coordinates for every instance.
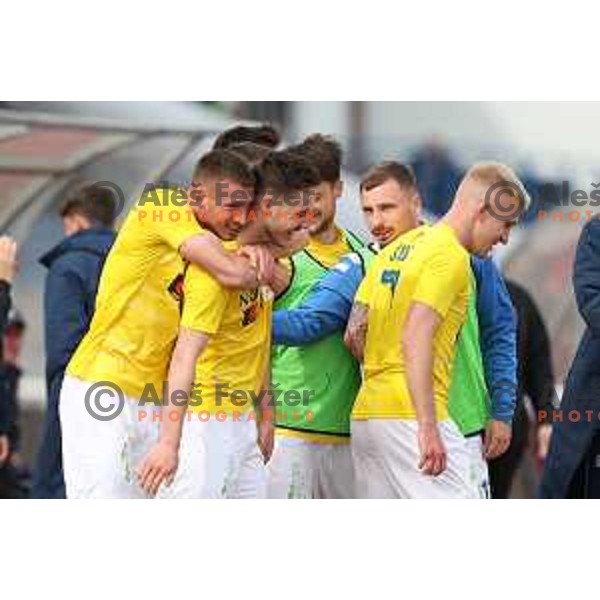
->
[465,434,491,499]
[59,375,160,499]
[160,415,266,499]
[351,419,477,499]
[266,431,355,499]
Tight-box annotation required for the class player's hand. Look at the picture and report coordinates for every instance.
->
[0,237,18,284]
[284,227,310,256]
[0,435,10,465]
[137,441,178,496]
[344,330,363,362]
[417,422,447,476]
[258,419,274,464]
[536,423,552,461]
[238,245,275,285]
[344,302,369,362]
[270,262,292,297]
[484,420,512,459]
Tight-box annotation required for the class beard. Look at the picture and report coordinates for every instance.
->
[309,212,335,236]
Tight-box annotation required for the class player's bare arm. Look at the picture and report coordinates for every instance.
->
[181,233,275,289]
[403,302,447,477]
[137,327,211,496]
[344,301,369,362]
[256,360,275,464]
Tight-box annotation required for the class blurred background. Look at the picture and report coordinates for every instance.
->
[1,100,596,497]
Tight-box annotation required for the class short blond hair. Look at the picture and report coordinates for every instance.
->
[464,162,531,212]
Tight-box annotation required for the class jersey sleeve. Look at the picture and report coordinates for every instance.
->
[354,259,377,306]
[272,254,365,346]
[412,245,469,318]
[180,263,228,335]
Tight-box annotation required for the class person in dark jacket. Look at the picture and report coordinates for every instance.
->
[30,183,117,499]
[411,141,462,217]
[488,280,556,498]
[540,218,600,498]
[0,236,18,469]
[0,310,29,499]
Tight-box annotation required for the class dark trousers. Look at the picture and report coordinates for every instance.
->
[30,376,66,499]
[488,404,530,499]
[0,463,29,499]
[566,431,600,498]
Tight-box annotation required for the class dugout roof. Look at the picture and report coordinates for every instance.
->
[0,102,241,241]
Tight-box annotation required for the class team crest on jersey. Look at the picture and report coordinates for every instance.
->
[381,269,400,298]
[390,244,412,262]
[240,289,261,326]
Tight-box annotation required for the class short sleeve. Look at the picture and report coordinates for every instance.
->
[355,264,376,306]
[412,245,469,318]
[181,263,228,334]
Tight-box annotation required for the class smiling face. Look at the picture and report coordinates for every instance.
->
[191,177,254,241]
[261,187,314,250]
[306,180,342,236]
[360,178,422,247]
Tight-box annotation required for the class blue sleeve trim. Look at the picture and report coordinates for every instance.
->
[272,256,363,346]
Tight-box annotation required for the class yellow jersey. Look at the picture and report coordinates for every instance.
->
[181,261,272,415]
[352,222,471,421]
[67,188,203,399]
[277,227,356,287]
[305,227,356,268]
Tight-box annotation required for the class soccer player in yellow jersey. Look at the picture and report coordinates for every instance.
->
[348,163,529,498]
[60,149,276,499]
[137,150,320,498]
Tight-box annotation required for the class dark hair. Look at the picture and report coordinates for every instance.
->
[293,133,342,183]
[227,142,273,168]
[212,124,280,151]
[59,182,117,227]
[255,149,321,196]
[360,161,417,194]
[193,149,256,189]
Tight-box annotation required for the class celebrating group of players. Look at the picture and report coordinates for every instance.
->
[58,124,529,499]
